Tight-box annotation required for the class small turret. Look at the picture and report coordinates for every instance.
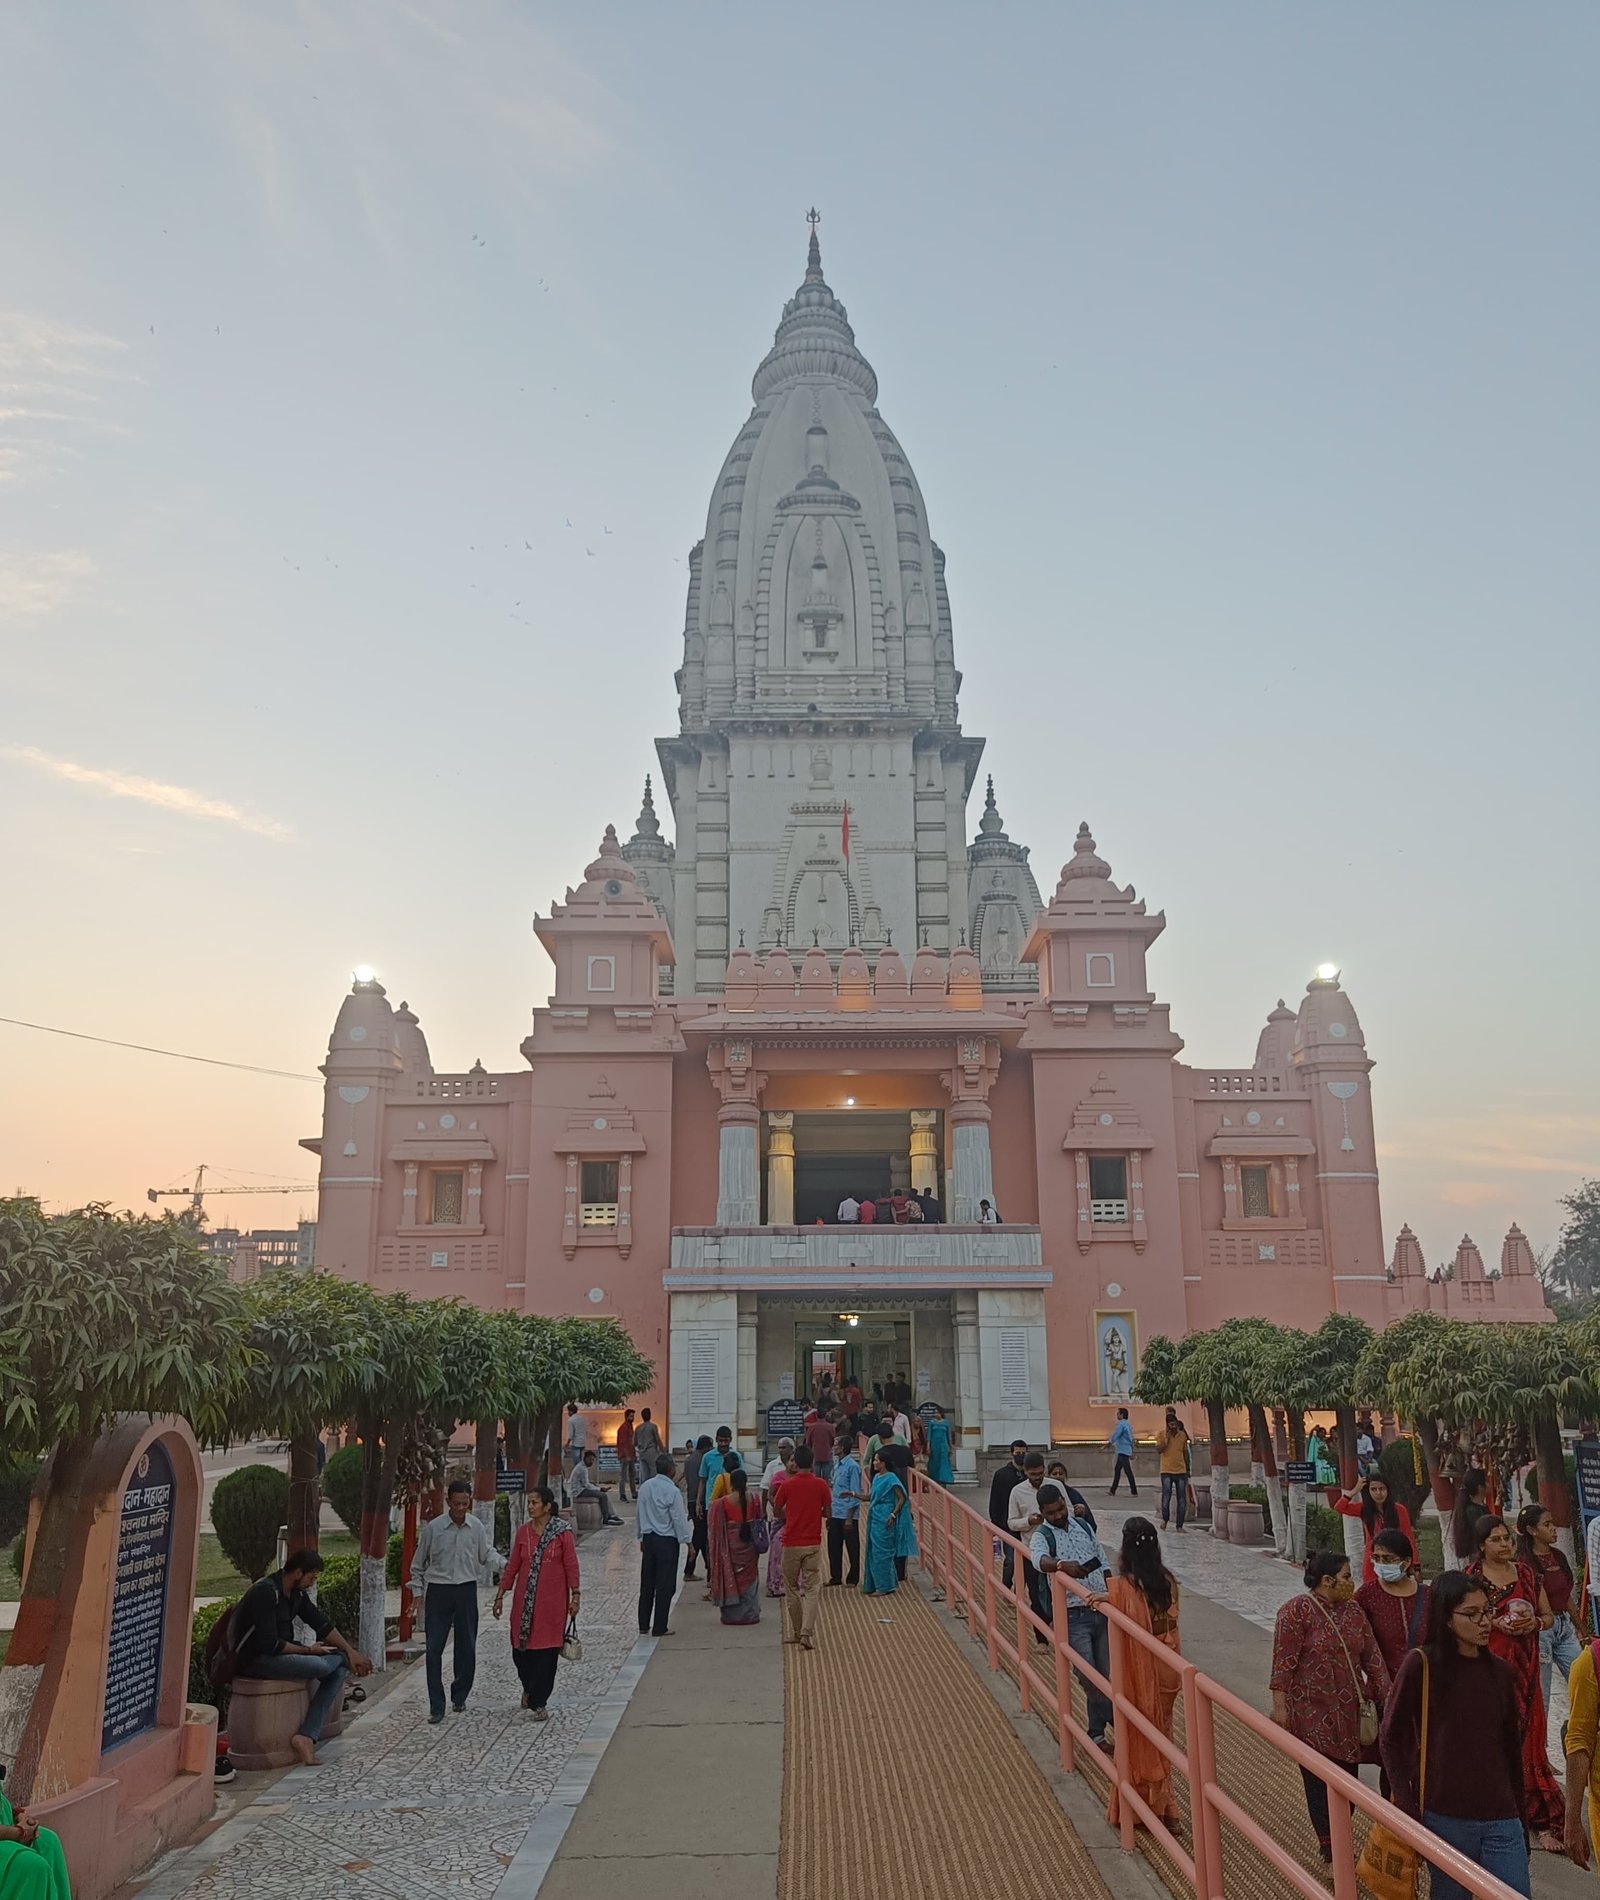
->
[393,1000,433,1076]
[1252,999,1298,1073]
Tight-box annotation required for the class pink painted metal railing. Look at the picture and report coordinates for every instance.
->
[908,1472,1524,1900]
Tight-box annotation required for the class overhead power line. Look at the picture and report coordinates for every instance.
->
[0,1015,318,1082]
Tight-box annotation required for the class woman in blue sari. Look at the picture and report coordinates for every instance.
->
[861,1451,918,1594]
[924,1405,954,1485]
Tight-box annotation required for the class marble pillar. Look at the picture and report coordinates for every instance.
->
[909,1109,939,1197]
[950,1107,994,1222]
[953,1291,982,1477]
[736,1292,760,1456]
[716,1107,760,1225]
[765,1111,795,1226]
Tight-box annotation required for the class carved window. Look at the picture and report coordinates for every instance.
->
[580,1160,619,1227]
[430,1171,464,1224]
[1086,952,1115,987]
[1089,1155,1128,1223]
[1241,1166,1272,1219]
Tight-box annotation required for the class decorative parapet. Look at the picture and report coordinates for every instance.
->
[665,1223,1046,1290]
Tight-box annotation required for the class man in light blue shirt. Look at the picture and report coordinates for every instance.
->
[1107,1407,1138,1497]
[827,1434,865,1587]
[635,1454,692,1636]
[1031,1483,1113,1746]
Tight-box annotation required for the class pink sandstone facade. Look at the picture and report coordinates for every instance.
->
[305,229,1548,1467]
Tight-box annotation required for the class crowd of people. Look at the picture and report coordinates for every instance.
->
[1266,1467,1594,1898]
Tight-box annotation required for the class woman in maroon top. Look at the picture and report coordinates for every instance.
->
[1515,1503,1582,1724]
[1271,1551,1390,1865]
[1466,1514,1564,1852]
[1380,1570,1528,1900]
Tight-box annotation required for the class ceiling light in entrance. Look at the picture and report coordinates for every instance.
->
[837,1313,860,1327]
[813,1337,846,1346]
[844,1096,856,1106]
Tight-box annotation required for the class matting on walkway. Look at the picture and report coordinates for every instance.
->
[778,1583,1111,1900]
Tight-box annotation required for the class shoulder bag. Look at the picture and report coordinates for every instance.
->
[1357,1653,1427,1900]
[1311,1594,1381,1747]
[560,1616,583,1663]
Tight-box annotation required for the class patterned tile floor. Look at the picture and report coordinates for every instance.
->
[133,1524,645,1900]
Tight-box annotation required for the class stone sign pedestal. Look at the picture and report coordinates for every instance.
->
[9,1417,215,1900]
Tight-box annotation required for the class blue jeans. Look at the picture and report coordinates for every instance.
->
[1066,1608,1112,1741]
[1422,1813,1530,1900]
[242,1651,347,1742]
[1160,1472,1187,1529]
[423,1580,479,1718]
[1541,1610,1582,1714]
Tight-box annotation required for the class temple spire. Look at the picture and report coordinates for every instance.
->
[805,206,823,282]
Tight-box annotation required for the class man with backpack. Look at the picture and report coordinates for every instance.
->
[225,1547,371,1765]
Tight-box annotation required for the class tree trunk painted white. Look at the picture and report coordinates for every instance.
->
[1288,1480,1308,1564]
[1342,1506,1367,1586]
[359,1553,388,1670]
[1432,1503,1459,1573]
[1250,1459,1266,1489]
[1265,1474,1290,1559]
[1210,1463,1231,1537]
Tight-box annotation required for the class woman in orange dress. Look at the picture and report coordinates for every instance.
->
[1105,1516,1183,1832]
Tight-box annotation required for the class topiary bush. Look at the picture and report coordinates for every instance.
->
[190,1599,234,1720]
[1305,1502,1345,1554]
[387,1531,403,1587]
[322,1445,364,1537]
[211,1464,290,1581]
[315,1554,362,1640]
[0,1461,39,1548]
[1376,1436,1429,1519]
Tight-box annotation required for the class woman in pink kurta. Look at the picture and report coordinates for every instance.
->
[494,1485,580,1719]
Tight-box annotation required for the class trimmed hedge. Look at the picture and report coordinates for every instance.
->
[316,1554,362,1641]
[211,1464,289,1582]
[190,1599,234,1720]
[0,1462,39,1548]
[322,1446,364,1538]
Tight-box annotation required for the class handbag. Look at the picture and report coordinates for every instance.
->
[1312,1594,1381,1747]
[560,1616,583,1663]
[748,1511,771,1554]
[1358,1654,1427,1900]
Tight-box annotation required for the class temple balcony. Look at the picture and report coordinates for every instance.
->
[665,1223,1047,1292]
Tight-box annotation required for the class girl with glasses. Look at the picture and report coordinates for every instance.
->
[1380,1571,1530,1898]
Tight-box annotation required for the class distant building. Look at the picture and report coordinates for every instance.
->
[201,1221,316,1283]
[304,228,1549,1463]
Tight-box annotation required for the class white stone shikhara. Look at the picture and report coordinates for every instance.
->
[644,225,1039,990]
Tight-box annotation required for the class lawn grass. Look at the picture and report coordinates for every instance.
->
[3,1530,362,1604]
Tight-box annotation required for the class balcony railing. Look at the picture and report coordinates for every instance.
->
[1090,1198,1129,1224]
[579,1203,619,1228]
[666,1223,1047,1289]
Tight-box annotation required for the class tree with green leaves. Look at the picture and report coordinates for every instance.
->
[1548,1179,1600,1303]
[0,1197,253,1788]
[1170,1319,1275,1521]
[235,1272,382,1549]
[1130,1334,1182,1409]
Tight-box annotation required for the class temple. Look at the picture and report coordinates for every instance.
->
[304,224,1548,1466]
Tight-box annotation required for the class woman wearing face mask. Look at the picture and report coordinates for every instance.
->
[1355,1528,1431,1794]
[1467,1514,1564,1852]
[1334,1472,1416,1572]
[1515,1503,1581,1718]
[1270,1550,1390,1867]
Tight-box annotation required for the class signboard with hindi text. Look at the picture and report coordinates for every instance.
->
[102,1440,175,1752]
[766,1400,807,1439]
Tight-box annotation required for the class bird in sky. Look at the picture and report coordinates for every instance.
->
[586,548,595,558]
[603,525,612,535]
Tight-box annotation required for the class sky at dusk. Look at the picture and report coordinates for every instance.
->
[1,3,1595,1265]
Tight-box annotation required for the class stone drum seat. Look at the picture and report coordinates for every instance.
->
[226,1676,345,1772]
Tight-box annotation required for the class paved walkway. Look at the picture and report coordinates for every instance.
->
[128,1524,648,1900]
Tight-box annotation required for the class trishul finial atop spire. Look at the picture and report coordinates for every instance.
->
[805,206,823,282]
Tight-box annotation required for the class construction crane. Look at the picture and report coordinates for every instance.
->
[146,1164,316,1225]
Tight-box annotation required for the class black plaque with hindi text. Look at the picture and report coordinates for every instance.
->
[102,1440,175,1752]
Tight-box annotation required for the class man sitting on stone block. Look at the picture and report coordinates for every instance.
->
[234,1547,372,1765]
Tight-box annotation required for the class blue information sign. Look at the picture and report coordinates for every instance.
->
[1286,1461,1317,1486]
[103,1441,175,1752]
[496,1466,528,1495]
[1574,1440,1600,1560]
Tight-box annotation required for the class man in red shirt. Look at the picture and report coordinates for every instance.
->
[773,1445,831,1650]
[616,1408,637,1502]
[858,1192,878,1225]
